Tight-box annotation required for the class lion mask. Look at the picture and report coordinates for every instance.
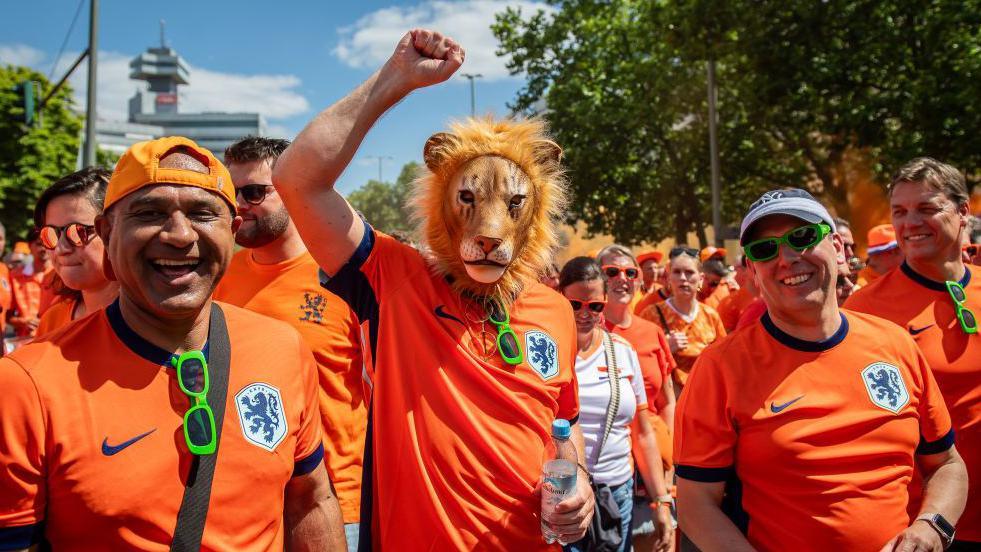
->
[410,118,568,305]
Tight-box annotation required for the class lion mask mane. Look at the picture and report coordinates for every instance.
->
[409,118,568,306]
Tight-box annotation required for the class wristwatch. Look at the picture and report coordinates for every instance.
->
[915,513,955,549]
[651,494,673,509]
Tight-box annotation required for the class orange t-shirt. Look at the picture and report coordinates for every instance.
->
[716,287,757,332]
[845,263,981,541]
[0,301,324,550]
[605,316,675,412]
[9,267,47,337]
[35,297,77,337]
[639,299,726,386]
[321,227,579,551]
[736,297,767,330]
[633,287,670,316]
[214,249,366,523]
[0,264,12,340]
[703,280,737,310]
[675,311,953,551]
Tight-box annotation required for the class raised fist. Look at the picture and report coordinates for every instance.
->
[384,29,465,92]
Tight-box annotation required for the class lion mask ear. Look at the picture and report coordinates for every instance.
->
[533,140,563,166]
[424,132,456,172]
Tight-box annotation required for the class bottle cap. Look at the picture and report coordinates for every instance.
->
[552,419,571,439]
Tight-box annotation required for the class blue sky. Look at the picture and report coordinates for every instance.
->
[0,0,549,194]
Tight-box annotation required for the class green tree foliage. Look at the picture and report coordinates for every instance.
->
[494,0,981,244]
[0,65,83,237]
[347,161,419,236]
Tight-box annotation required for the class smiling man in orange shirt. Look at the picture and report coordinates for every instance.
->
[846,158,981,550]
[0,137,345,550]
[214,136,366,551]
[676,188,968,552]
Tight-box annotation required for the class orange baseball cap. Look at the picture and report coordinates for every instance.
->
[636,251,664,265]
[700,246,727,262]
[104,136,236,213]
[866,224,898,255]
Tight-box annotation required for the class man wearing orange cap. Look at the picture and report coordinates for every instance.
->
[0,137,346,550]
[8,233,54,338]
[859,224,905,283]
[698,247,739,308]
[638,250,664,295]
[0,222,11,351]
[635,251,671,315]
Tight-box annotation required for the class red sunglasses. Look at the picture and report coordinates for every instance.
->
[569,299,606,313]
[602,265,639,280]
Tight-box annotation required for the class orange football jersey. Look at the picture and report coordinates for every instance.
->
[0,301,324,550]
[214,249,366,523]
[639,300,726,386]
[321,227,579,551]
[676,311,953,551]
[845,263,980,542]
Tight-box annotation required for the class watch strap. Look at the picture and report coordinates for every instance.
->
[915,513,955,548]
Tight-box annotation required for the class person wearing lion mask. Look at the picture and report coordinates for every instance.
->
[273,29,594,551]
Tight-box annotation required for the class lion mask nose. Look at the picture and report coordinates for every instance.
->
[474,235,503,255]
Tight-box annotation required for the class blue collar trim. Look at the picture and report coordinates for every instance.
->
[106,300,209,367]
[900,262,971,292]
[761,311,849,352]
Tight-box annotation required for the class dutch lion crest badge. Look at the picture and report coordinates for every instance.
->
[525,330,559,381]
[235,383,288,451]
[861,362,910,414]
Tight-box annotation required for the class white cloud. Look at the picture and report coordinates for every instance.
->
[6,46,310,125]
[333,0,553,81]
[0,44,46,67]
[179,66,309,119]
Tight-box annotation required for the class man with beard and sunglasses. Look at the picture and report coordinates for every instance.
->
[846,158,980,550]
[214,136,366,551]
[0,137,346,550]
[675,188,968,552]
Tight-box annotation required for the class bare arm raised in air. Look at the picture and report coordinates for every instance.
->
[272,29,465,276]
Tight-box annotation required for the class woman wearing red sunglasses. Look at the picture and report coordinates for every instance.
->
[559,256,673,552]
[32,167,119,336]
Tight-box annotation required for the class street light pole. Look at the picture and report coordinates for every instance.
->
[366,155,393,182]
[707,58,722,246]
[461,73,483,117]
[83,0,98,167]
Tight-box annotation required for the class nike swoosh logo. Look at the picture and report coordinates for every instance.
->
[908,324,934,336]
[770,396,804,414]
[434,305,465,326]
[102,429,156,456]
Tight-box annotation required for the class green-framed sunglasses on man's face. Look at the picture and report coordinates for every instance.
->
[171,350,217,455]
[945,280,978,335]
[742,223,832,262]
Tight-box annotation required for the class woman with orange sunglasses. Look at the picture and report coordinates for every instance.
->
[32,167,119,336]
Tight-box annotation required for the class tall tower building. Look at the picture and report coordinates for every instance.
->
[127,25,189,117]
[100,21,266,158]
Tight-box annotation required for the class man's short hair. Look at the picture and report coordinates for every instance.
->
[596,244,637,267]
[224,136,291,165]
[889,157,968,205]
[702,258,729,277]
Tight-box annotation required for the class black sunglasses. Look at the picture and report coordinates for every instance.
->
[39,223,97,250]
[569,299,606,313]
[235,184,274,205]
[669,246,699,259]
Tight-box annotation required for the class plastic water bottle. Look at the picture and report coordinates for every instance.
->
[541,418,578,544]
